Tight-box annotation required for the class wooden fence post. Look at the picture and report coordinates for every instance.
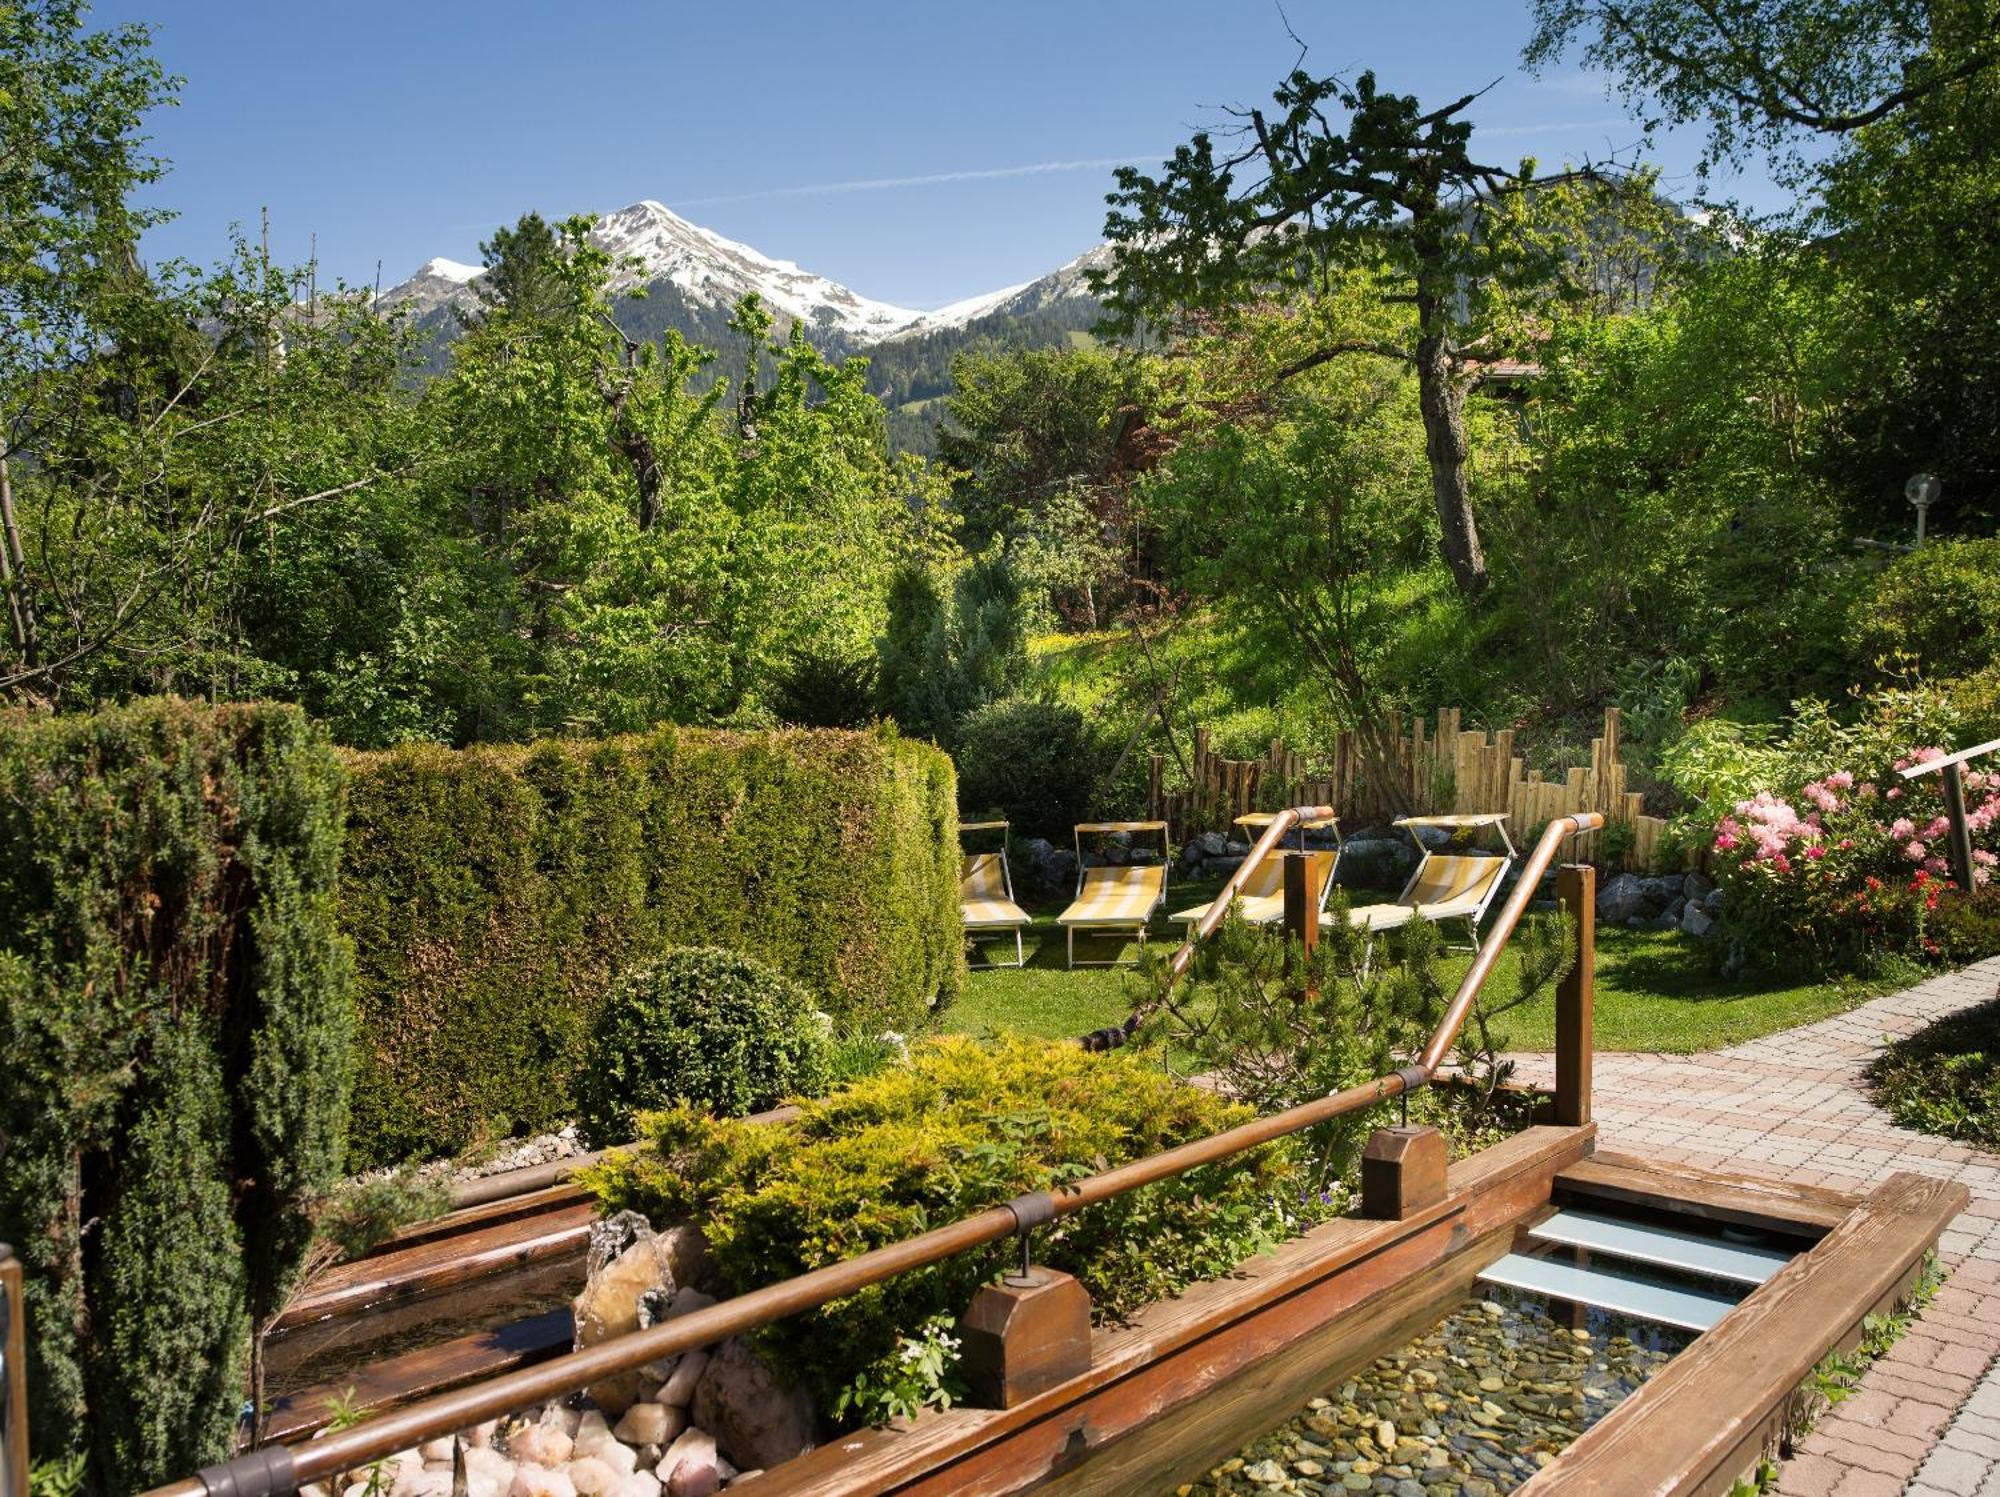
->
[1,1244,26,1497]
[1554,864,1595,1128]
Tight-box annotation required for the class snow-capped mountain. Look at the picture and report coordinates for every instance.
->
[374,199,1105,349]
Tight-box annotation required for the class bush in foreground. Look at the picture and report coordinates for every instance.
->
[581,1033,1329,1426]
[0,700,352,1491]
[575,949,832,1147]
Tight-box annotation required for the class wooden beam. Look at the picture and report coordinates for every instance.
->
[1554,864,1595,1127]
[1515,1171,1967,1497]
[1557,1153,1857,1237]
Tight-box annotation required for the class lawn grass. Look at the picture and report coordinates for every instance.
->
[945,877,1899,1054]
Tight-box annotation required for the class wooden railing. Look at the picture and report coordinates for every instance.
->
[143,811,1604,1497]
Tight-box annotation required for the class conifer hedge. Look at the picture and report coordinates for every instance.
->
[0,699,352,1493]
[340,726,961,1166]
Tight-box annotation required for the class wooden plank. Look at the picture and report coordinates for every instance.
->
[364,1183,592,1257]
[741,1126,1594,1497]
[1514,1172,1966,1497]
[264,1307,574,1444]
[279,1202,596,1328]
[1557,1153,1856,1237]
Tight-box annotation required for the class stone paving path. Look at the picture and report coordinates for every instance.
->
[1510,954,2000,1497]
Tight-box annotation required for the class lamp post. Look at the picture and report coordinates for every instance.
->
[1906,472,1939,549]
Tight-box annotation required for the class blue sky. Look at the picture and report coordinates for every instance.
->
[97,0,1785,310]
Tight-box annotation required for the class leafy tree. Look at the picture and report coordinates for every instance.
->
[1524,0,2000,181]
[1137,296,1430,801]
[1095,66,1644,598]
[939,346,1138,627]
[0,0,178,687]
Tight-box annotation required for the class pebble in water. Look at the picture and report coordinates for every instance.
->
[1176,1288,1688,1496]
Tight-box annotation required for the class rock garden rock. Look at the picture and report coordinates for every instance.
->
[691,1336,818,1471]
[1333,836,1414,889]
[657,1347,708,1409]
[1680,903,1716,939]
[574,1222,713,1415]
[1595,872,1647,925]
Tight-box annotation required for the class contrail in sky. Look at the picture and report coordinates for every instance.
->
[668,156,1156,207]
[668,122,1627,208]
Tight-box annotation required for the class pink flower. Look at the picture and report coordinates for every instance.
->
[1803,845,1826,860]
[1906,840,1929,861]
[1889,818,1915,840]
[1838,838,1854,850]
[1925,816,1951,841]
[1827,770,1854,791]
[1887,787,1904,801]
[1975,849,1998,868]
[1772,853,1792,874]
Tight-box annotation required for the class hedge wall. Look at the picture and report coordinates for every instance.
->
[341,725,961,1166]
[0,700,352,1493]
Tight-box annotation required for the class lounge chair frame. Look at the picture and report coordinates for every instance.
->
[1167,847,1341,931]
[1352,813,1517,969]
[1059,820,1172,969]
[960,820,1029,969]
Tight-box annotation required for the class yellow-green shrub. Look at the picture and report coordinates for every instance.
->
[340,725,961,1166]
[582,1034,1329,1424]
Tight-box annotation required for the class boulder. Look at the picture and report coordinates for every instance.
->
[657,1348,709,1409]
[508,1469,576,1497]
[506,1426,573,1469]
[1334,837,1414,889]
[1683,871,1716,904]
[659,1430,718,1497]
[1204,855,1245,880]
[1595,872,1648,925]
[691,1336,818,1472]
[574,1220,710,1415]
[613,1403,684,1448]
[1681,903,1717,940]
[1640,874,1685,911]
[1704,886,1725,916]
[1193,831,1229,859]
[1647,899,1684,931]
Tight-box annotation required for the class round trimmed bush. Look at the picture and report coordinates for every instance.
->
[1853,537,2000,681]
[954,697,1111,839]
[575,947,832,1146]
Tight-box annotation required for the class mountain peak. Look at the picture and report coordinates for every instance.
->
[377,200,1105,350]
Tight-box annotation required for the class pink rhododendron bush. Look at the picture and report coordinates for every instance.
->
[1664,688,2000,977]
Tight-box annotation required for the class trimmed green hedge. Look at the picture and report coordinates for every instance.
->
[0,699,352,1492]
[341,726,961,1165]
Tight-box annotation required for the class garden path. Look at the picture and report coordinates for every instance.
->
[1509,954,2000,1497]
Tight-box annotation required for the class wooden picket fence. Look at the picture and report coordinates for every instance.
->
[1146,707,1682,872]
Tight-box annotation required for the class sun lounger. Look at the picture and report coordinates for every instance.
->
[1343,814,1516,955]
[1169,849,1338,929]
[1056,821,1171,968]
[960,821,1030,968]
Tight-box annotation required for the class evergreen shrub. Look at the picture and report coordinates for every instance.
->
[574,948,832,1147]
[953,697,1109,838]
[0,699,352,1492]
[340,725,960,1165]
[581,1034,1326,1426]
[1852,538,2000,682]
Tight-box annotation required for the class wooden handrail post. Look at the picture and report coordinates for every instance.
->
[1282,852,1319,997]
[1,1244,28,1497]
[1554,863,1595,1128]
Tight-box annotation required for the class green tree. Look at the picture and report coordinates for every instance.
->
[0,0,178,688]
[1096,67,1645,598]
[1524,0,2000,181]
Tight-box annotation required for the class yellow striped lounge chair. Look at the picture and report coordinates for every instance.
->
[1056,821,1172,968]
[961,850,1030,968]
[1344,815,1517,955]
[1169,850,1339,929]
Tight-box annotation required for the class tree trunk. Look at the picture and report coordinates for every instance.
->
[0,448,39,671]
[1413,329,1487,598]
